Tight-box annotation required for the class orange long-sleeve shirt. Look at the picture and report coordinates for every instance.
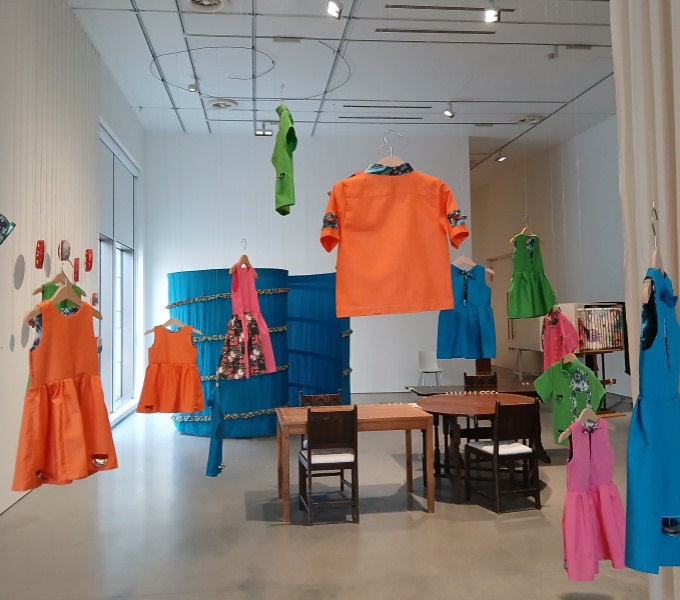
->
[321,167,469,317]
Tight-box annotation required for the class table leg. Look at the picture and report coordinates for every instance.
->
[277,421,283,498]
[448,420,463,503]
[443,416,451,475]
[405,430,413,492]
[424,424,435,513]
[281,426,291,522]
[433,414,442,477]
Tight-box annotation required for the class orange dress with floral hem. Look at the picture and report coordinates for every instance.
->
[136,326,204,414]
[13,301,118,491]
[321,168,469,317]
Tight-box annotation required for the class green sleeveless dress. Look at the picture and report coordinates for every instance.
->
[507,234,556,318]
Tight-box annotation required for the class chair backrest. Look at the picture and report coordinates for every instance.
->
[493,400,540,447]
[464,371,498,388]
[299,390,342,407]
[418,350,440,372]
[306,405,358,452]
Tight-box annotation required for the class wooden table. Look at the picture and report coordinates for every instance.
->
[276,403,434,522]
[408,384,551,464]
[416,393,534,503]
[408,382,537,397]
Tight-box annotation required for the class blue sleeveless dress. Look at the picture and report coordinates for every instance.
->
[437,264,496,359]
[626,268,680,573]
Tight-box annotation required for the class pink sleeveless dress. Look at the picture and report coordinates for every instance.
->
[216,264,276,379]
[562,419,626,580]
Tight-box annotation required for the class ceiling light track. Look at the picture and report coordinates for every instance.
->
[312,0,359,136]
[129,0,186,132]
[174,0,211,132]
[471,71,614,172]
[375,28,496,34]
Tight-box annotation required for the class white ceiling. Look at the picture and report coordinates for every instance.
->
[69,0,615,167]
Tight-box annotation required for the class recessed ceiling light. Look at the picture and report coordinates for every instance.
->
[328,1,343,19]
[209,98,238,110]
[515,115,543,125]
[190,0,223,11]
[443,102,455,118]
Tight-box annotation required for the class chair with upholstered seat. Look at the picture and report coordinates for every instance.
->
[464,399,541,514]
[298,405,359,525]
[418,351,444,386]
[298,390,346,487]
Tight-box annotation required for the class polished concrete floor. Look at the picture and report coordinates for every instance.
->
[0,392,648,600]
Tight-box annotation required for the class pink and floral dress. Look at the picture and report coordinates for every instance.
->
[216,264,275,380]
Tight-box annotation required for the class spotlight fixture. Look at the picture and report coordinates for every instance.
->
[327,1,343,19]
[548,44,559,60]
[495,150,507,162]
[443,102,455,118]
[255,122,273,137]
[484,5,500,23]
[188,80,199,93]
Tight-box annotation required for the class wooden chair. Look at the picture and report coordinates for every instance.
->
[463,371,498,388]
[462,371,498,437]
[464,399,542,514]
[298,405,359,525]
[299,390,342,408]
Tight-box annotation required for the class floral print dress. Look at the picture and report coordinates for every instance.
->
[216,263,275,380]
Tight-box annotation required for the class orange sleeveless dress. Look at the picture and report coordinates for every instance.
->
[13,301,118,491]
[136,326,204,413]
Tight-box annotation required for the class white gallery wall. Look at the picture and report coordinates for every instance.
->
[0,0,100,513]
[472,115,629,397]
[0,1,147,514]
[143,132,472,393]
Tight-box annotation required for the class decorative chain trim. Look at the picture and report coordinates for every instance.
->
[166,287,289,309]
[201,363,290,381]
[341,328,353,338]
[342,368,353,377]
[170,414,212,422]
[222,403,290,420]
[193,325,287,343]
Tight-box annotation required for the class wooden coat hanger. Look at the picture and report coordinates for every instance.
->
[376,129,405,167]
[562,352,578,364]
[452,253,495,275]
[144,317,201,335]
[32,263,85,296]
[558,406,615,443]
[229,239,259,279]
[509,225,536,244]
[25,285,102,323]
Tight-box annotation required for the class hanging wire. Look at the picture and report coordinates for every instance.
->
[378,129,404,156]
[651,203,659,248]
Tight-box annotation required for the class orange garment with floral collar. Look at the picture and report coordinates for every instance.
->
[321,168,469,317]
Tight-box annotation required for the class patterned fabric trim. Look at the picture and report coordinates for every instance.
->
[201,363,289,381]
[222,403,290,421]
[192,325,287,343]
[322,211,338,230]
[342,368,353,377]
[341,328,353,338]
[364,162,414,175]
[166,287,289,310]
[171,414,212,422]
[447,209,467,228]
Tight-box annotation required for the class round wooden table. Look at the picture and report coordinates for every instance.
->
[416,393,535,502]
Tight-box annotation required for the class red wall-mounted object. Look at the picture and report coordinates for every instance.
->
[84,248,93,272]
[73,257,80,282]
[35,240,45,269]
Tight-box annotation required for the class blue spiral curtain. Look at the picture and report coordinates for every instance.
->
[167,269,289,440]
[167,269,350,476]
[287,273,351,406]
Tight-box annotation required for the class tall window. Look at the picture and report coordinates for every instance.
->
[99,133,136,416]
